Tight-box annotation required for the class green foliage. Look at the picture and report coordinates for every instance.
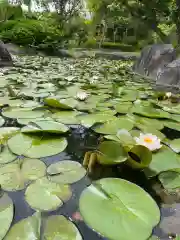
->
[82,37,97,48]
[101,42,136,51]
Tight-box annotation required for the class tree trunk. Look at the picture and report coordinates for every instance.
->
[0,40,13,67]
[176,0,180,45]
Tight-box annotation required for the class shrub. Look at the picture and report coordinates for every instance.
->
[82,38,97,48]
[101,42,136,52]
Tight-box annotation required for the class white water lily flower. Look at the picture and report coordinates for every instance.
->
[134,133,162,151]
[165,92,172,98]
[76,91,88,101]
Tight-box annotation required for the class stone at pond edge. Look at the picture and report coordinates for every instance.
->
[133,44,176,79]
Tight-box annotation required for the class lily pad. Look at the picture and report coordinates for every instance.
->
[25,177,72,211]
[52,111,80,124]
[8,133,67,158]
[97,141,128,165]
[145,146,180,177]
[159,171,180,190]
[115,102,132,114]
[0,193,14,240]
[0,127,19,141]
[43,215,82,240]
[135,116,164,130]
[0,145,17,164]
[79,178,160,240]
[47,160,86,184]
[164,121,180,132]
[2,107,45,119]
[44,97,77,110]
[169,139,180,153]
[21,120,69,134]
[127,145,152,169]
[4,212,41,240]
[17,117,53,125]
[93,118,134,135]
[0,117,4,127]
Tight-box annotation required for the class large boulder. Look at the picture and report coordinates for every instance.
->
[156,59,180,87]
[0,40,13,67]
[133,44,176,79]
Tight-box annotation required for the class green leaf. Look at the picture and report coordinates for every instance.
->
[77,113,116,128]
[44,97,77,110]
[159,171,180,190]
[21,120,69,134]
[169,139,180,153]
[52,111,80,124]
[0,193,14,240]
[2,107,45,119]
[164,121,180,132]
[0,145,17,164]
[79,178,160,240]
[145,146,180,177]
[97,141,128,165]
[134,116,164,130]
[115,102,132,114]
[25,177,72,211]
[137,125,166,140]
[0,127,19,141]
[47,160,86,184]
[43,215,82,240]
[8,133,67,158]
[4,212,41,240]
[127,145,152,169]
[93,118,134,135]
[17,117,53,125]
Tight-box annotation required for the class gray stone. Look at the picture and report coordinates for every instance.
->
[133,44,176,79]
[156,59,180,87]
[0,40,13,67]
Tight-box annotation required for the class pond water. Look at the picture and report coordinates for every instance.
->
[0,55,179,240]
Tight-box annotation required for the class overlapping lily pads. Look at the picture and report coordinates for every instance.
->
[2,107,46,119]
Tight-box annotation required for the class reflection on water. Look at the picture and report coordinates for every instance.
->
[4,125,179,240]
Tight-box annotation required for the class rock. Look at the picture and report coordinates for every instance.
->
[133,44,176,79]
[0,40,13,67]
[156,59,180,87]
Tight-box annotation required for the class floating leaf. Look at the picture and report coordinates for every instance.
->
[0,193,14,240]
[21,158,46,181]
[169,139,180,153]
[21,120,69,134]
[43,215,82,240]
[115,102,132,114]
[4,212,41,240]
[137,125,165,140]
[159,171,180,190]
[145,146,180,177]
[25,177,72,211]
[97,141,128,165]
[93,118,134,135]
[52,111,80,124]
[0,117,4,127]
[8,133,67,158]
[17,117,53,125]
[79,178,160,240]
[2,107,45,119]
[164,121,180,132]
[0,145,17,164]
[135,116,164,130]
[47,160,86,184]
[44,97,77,110]
[77,113,116,128]
[0,127,19,141]
[127,145,152,169]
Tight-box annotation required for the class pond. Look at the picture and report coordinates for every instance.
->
[0,55,179,240]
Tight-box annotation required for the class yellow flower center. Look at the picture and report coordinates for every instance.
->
[144,137,153,143]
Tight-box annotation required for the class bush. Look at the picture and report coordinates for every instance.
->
[101,42,136,52]
[0,19,65,49]
[82,37,97,48]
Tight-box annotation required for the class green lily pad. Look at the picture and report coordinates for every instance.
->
[164,121,180,132]
[25,177,72,211]
[47,160,86,184]
[4,212,41,240]
[0,127,20,142]
[135,116,164,130]
[17,117,53,125]
[93,118,134,135]
[44,97,77,110]
[0,145,17,164]
[21,158,46,181]
[169,139,180,153]
[97,141,128,165]
[77,113,116,128]
[52,111,80,124]
[8,133,67,158]
[137,125,165,140]
[43,215,82,240]
[2,107,45,119]
[21,120,69,134]
[0,162,25,191]
[79,178,160,240]
[145,146,180,177]
[115,102,132,114]
[0,193,14,240]
[127,145,152,169]
[159,171,180,190]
